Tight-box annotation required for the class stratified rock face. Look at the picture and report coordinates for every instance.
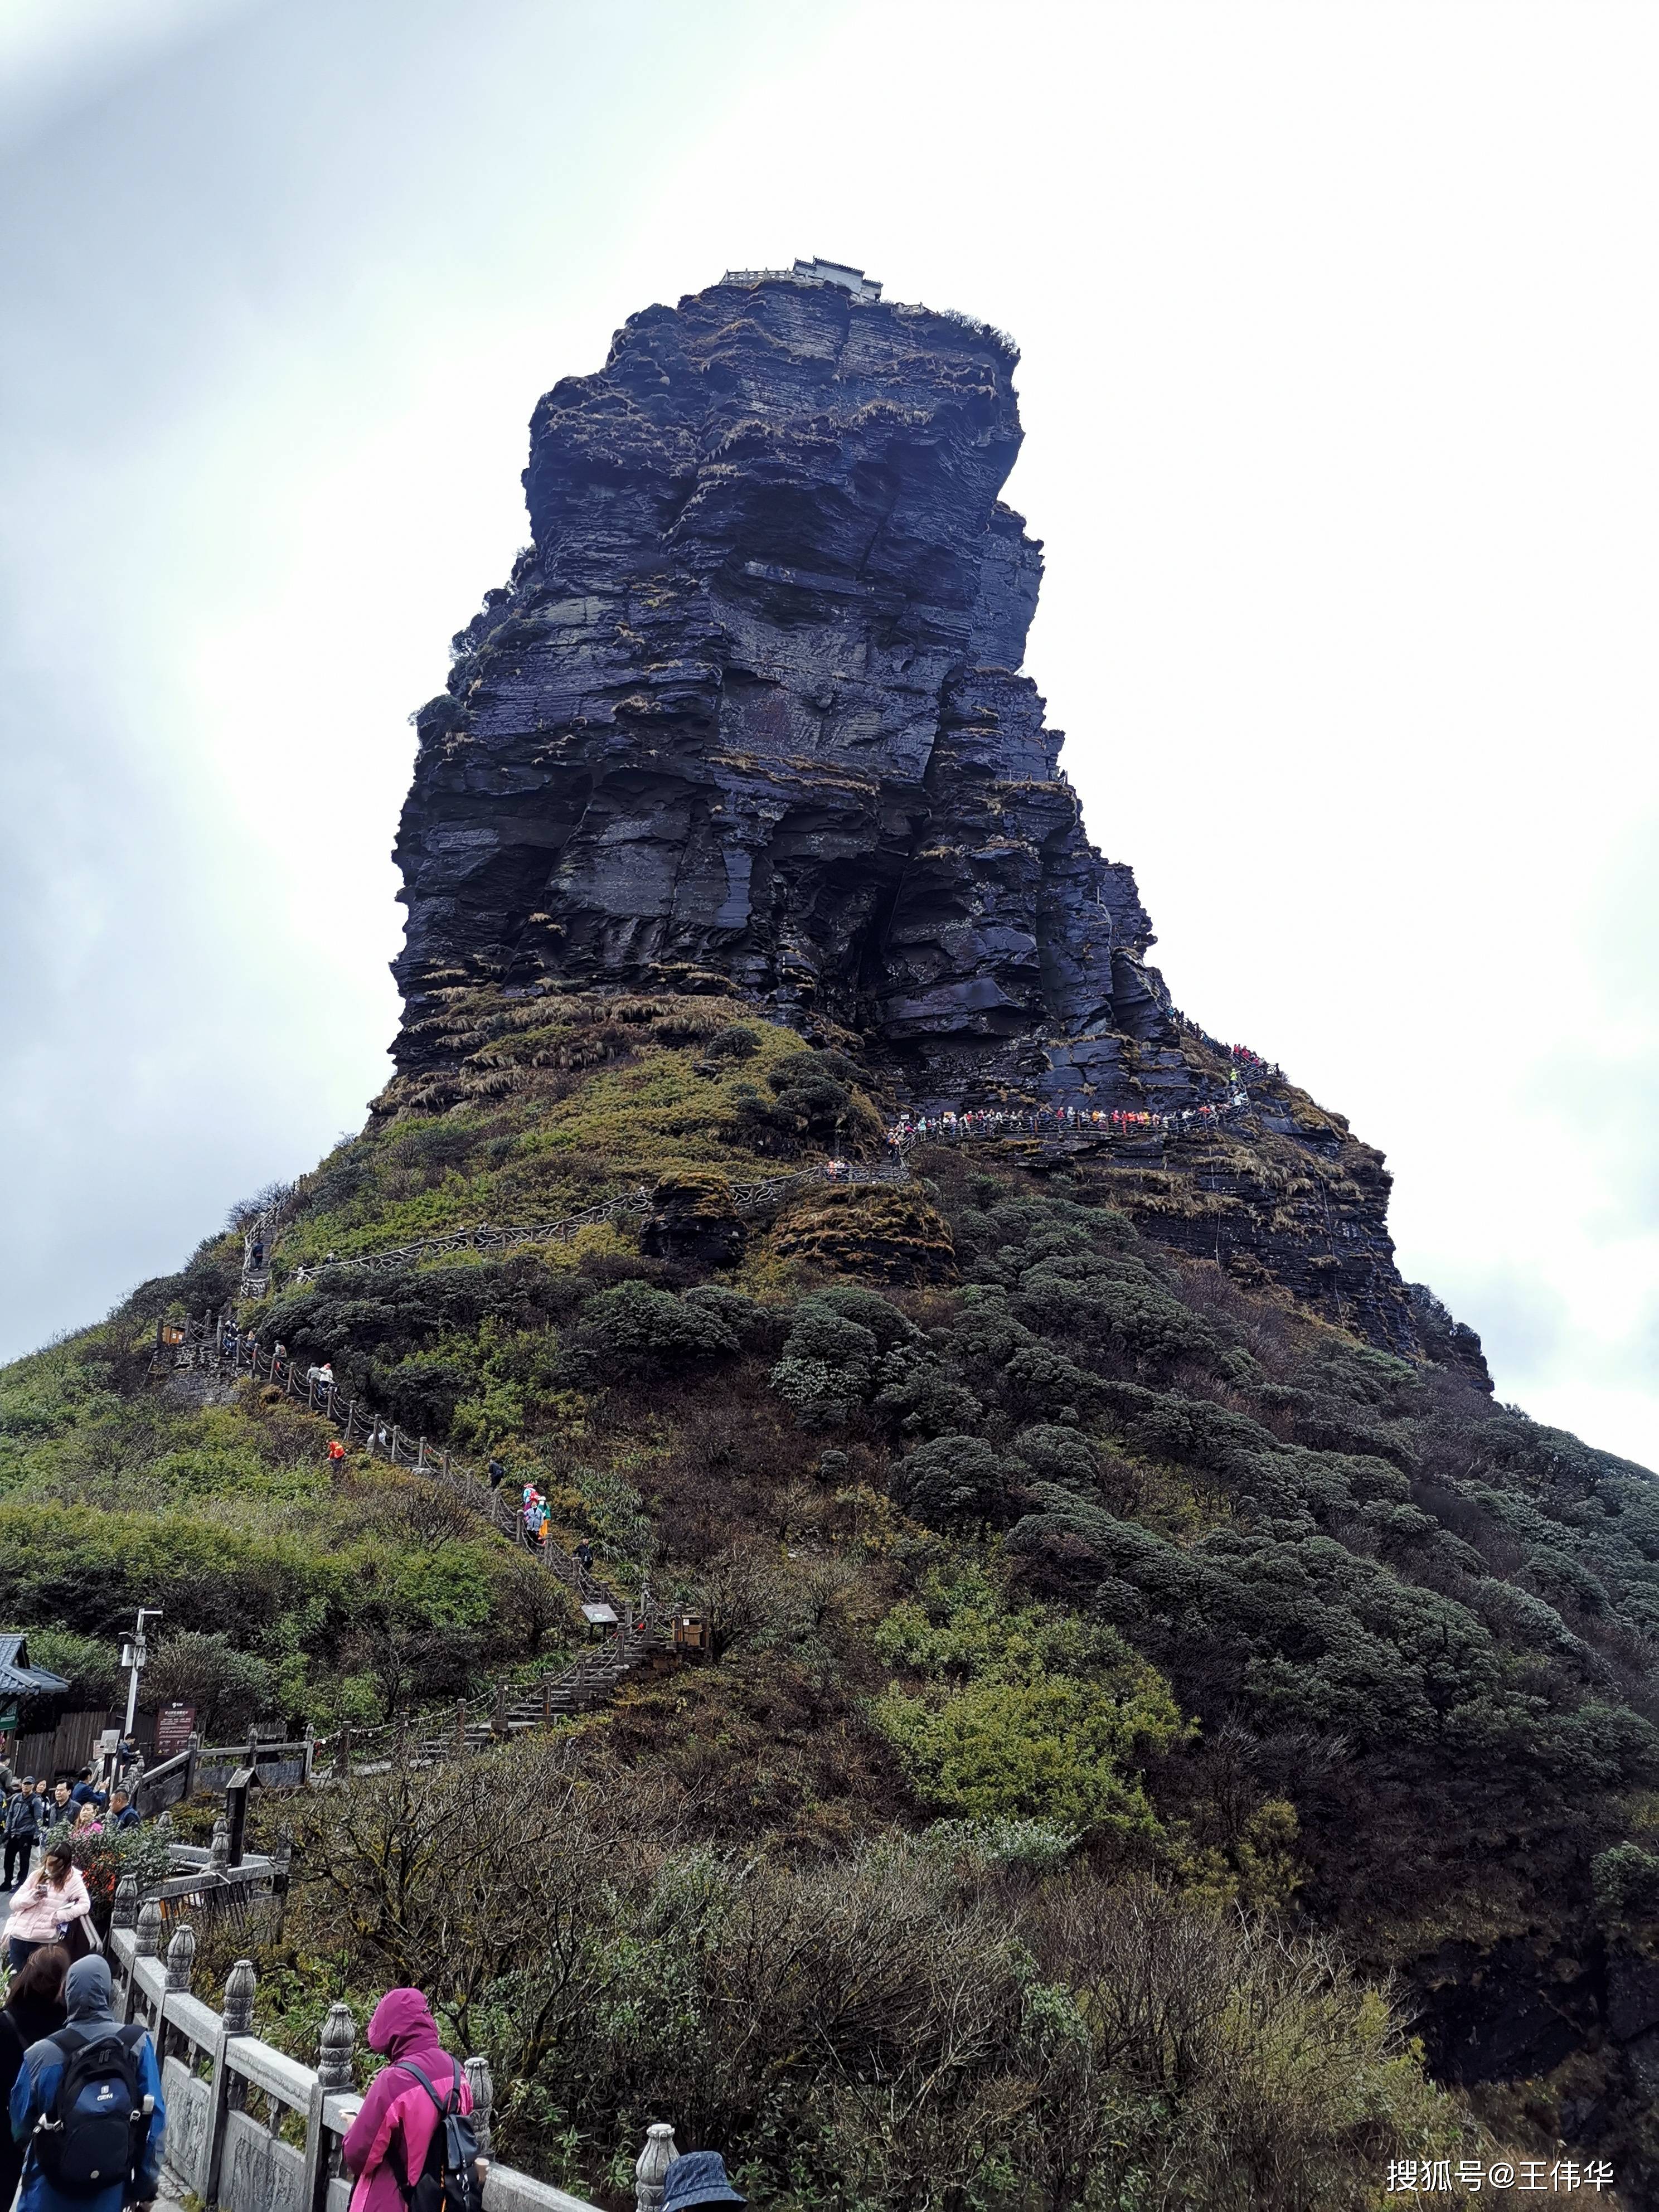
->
[392,271,1190,1110]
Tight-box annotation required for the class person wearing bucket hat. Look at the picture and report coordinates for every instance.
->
[661,2150,746,2211]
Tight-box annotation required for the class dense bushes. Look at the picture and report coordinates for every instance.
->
[260,1741,1490,2212]
[0,1381,567,1728]
[573,1280,741,1377]
[730,1047,883,1154]
[872,1569,1182,1833]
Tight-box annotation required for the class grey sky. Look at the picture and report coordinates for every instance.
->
[3,1,1655,1465]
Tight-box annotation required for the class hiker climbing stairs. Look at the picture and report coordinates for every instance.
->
[154,1316,686,1766]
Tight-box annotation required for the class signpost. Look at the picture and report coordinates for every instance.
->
[154,1702,196,1760]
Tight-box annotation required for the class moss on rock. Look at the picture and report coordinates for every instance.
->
[772,1186,957,1285]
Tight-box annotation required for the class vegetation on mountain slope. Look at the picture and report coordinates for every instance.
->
[4,993,1658,2206]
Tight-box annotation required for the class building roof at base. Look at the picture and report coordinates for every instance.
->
[0,1634,72,1697]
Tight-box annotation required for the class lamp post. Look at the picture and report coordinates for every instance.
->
[119,1607,163,1760]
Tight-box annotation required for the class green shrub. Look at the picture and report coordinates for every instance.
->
[892,1433,1007,1529]
[574,1283,739,1377]
[23,1627,122,1709]
[1012,1424,1100,1491]
[873,1668,1176,1832]
[703,1024,759,1061]
[1592,1842,1659,1934]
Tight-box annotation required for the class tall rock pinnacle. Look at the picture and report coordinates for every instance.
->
[393,263,1190,1109]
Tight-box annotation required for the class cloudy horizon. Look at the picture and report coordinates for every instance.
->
[3,0,1655,1467]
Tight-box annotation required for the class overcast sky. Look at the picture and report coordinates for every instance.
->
[3,1,1655,1467]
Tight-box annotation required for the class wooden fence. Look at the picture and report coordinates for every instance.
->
[135,1734,314,1817]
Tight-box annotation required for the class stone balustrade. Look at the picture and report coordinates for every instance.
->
[107,1894,678,2212]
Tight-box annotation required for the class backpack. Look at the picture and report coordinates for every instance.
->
[30,2023,151,2200]
[396,2058,484,2212]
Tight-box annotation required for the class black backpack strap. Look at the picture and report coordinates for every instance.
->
[46,2022,144,2067]
[394,2056,461,2114]
[392,2056,462,2198]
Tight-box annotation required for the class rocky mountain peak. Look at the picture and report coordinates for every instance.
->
[388,265,1487,1375]
[394,267,1187,1110]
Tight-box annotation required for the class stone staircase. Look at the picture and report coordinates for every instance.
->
[156,1316,695,1769]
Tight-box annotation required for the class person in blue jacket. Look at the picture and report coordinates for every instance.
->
[9,1955,166,2212]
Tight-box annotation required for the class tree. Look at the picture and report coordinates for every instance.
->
[892,1433,1007,1529]
[142,1631,269,1738]
[23,1628,120,1710]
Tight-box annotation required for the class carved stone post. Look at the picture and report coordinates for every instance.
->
[166,1922,196,1994]
[463,2055,493,2155]
[317,2003,356,2092]
[209,1815,230,1873]
[454,1701,468,1758]
[492,1681,510,1739]
[636,2122,680,2212]
[135,1899,164,1958]
[112,1875,140,1932]
[124,1896,165,2027]
[302,2001,358,2212]
[222,1957,256,2034]
[202,1959,257,2208]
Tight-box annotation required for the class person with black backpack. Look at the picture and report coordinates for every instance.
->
[341,1986,483,2212]
[0,1946,69,2211]
[8,1953,166,2212]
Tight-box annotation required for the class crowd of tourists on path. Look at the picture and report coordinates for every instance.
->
[0,1745,168,2209]
[882,1042,1280,1152]
[886,1094,1249,1148]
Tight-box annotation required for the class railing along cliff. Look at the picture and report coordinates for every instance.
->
[253,1164,887,1291]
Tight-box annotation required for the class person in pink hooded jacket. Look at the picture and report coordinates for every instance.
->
[340,1987,474,2212]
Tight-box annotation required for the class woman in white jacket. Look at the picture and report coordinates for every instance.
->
[2,1844,91,1971]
